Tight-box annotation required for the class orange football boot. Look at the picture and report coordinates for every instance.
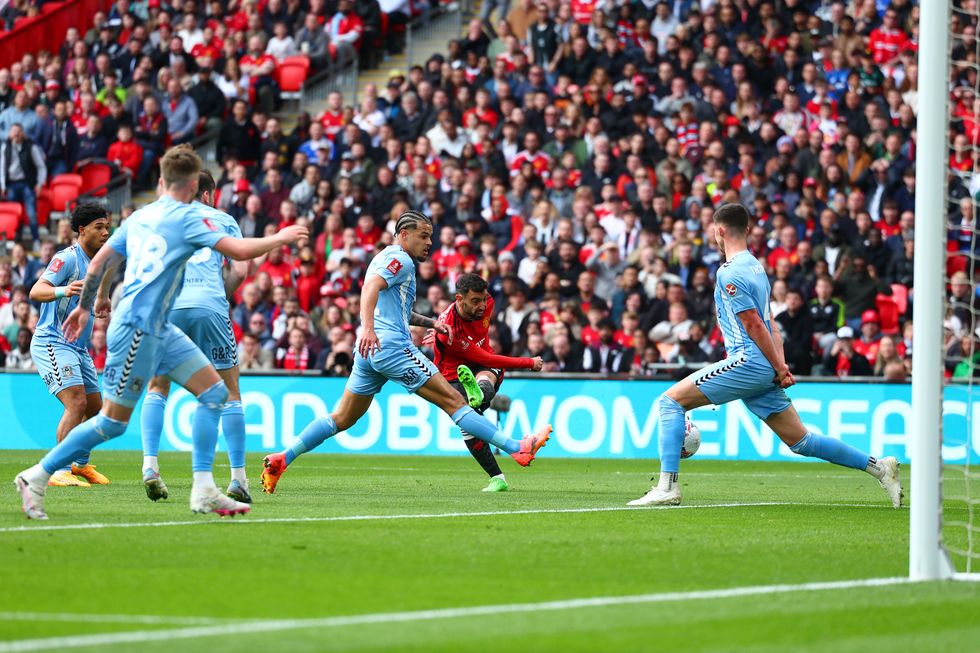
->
[261,453,287,494]
[71,464,110,485]
[510,424,552,467]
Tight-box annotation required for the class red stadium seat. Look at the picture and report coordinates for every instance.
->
[876,294,900,335]
[77,162,113,197]
[890,283,909,315]
[41,2,63,13]
[277,57,310,99]
[49,174,83,213]
[0,210,20,240]
[0,201,24,220]
[947,254,968,279]
[35,188,51,227]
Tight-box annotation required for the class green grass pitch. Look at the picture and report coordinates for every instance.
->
[1,451,979,652]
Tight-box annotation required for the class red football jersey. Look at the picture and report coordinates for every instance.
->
[432,295,534,381]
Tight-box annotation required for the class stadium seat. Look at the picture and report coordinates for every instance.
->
[77,161,114,197]
[41,1,63,13]
[876,294,900,335]
[890,284,909,315]
[49,173,83,214]
[277,57,310,100]
[947,254,968,279]
[0,209,20,240]
[35,188,51,227]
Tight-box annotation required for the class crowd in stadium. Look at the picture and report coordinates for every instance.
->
[0,0,973,381]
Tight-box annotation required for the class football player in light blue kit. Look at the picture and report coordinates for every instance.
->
[139,171,253,504]
[29,203,114,488]
[14,145,308,520]
[630,203,903,508]
[259,210,553,494]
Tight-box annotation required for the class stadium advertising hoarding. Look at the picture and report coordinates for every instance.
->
[3,375,976,464]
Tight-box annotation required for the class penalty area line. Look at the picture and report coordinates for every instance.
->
[0,501,891,535]
[0,613,240,626]
[0,577,913,652]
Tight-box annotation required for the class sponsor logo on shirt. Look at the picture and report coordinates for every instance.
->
[725,283,737,296]
[202,218,218,232]
[386,259,402,275]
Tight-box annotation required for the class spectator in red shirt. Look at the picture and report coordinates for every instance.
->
[277,327,312,370]
[257,247,294,288]
[106,124,143,177]
[869,8,908,66]
[318,91,345,140]
[354,214,383,249]
[294,256,322,313]
[767,225,800,271]
[240,34,278,114]
[853,310,883,365]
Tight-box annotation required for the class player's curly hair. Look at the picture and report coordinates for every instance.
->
[195,170,216,201]
[456,273,488,296]
[394,210,431,235]
[70,202,109,233]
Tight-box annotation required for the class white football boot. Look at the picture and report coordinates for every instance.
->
[190,485,250,516]
[628,475,682,506]
[14,471,48,520]
[877,456,903,509]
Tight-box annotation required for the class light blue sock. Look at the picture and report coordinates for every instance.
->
[658,395,686,475]
[790,431,870,470]
[141,392,167,458]
[286,416,337,465]
[73,449,91,467]
[41,414,127,474]
[191,381,228,473]
[451,406,521,454]
[222,400,246,470]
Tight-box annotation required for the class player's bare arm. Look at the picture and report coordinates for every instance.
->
[213,224,308,261]
[224,260,251,299]
[735,309,794,388]
[95,259,119,319]
[410,312,452,342]
[62,247,126,342]
[29,278,85,302]
[358,274,387,356]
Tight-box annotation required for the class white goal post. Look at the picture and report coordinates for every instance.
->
[909,0,952,581]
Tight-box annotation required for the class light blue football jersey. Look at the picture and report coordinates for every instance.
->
[714,249,772,358]
[34,244,95,350]
[171,202,242,314]
[366,244,416,344]
[107,196,228,336]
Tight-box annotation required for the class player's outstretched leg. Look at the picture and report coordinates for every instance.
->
[629,395,686,507]
[140,388,170,501]
[187,379,249,516]
[766,407,903,508]
[14,412,129,520]
[70,391,111,485]
[223,400,251,503]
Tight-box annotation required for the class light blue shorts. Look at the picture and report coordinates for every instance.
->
[347,341,439,396]
[689,353,792,420]
[31,338,100,396]
[102,321,211,407]
[170,307,238,371]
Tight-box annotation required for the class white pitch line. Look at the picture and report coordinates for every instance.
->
[0,613,236,626]
[0,577,913,652]
[0,501,891,535]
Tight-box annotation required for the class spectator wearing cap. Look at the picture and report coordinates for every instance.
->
[586,241,627,304]
[0,123,47,245]
[853,309,884,366]
[188,64,227,138]
[822,326,872,378]
[39,80,64,110]
[217,99,262,165]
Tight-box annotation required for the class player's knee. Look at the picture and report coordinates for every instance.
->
[660,395,684,418]
[93,413,128,441]
[62,393,88,418]
[197,380,229,410]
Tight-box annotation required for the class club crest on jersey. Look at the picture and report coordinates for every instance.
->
[62,365,73,378]
[725,283,737,296]
[386,259,403,275]
[482,317,490,328]
[202,218,218,232]
[48,258,64,273]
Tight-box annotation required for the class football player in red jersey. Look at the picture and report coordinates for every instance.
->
[428,273,544,492]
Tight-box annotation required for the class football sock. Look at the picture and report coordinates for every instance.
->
[40,414,127,475]
[222,400,246,471]
[143,455,159,473]
[658,395,686,475]
[463,434,503,478]
[789,431,870,470]
[477,379,495,405]
[286,416,337,465]
[191,381,229,473]
[451,406,520,454]
[74,450,91,467]
[140,392,167,461]
[193,470,217,490]
[864,457,886,480]
[231,466,248,485]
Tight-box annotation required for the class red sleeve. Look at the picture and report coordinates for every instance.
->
[448,339,535,370]
[502,215,524,252]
